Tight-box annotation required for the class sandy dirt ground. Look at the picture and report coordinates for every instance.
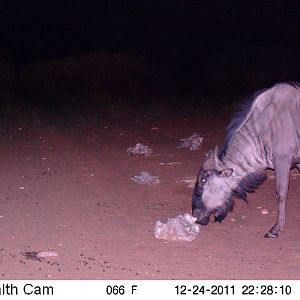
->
[0,113,299,280]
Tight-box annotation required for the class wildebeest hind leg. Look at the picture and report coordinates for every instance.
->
[265,158,291,238]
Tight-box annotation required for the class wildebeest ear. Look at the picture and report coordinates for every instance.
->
[218,168,233,177]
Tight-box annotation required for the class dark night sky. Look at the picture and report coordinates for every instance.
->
[1,0,300,65]
[1,0,300,104]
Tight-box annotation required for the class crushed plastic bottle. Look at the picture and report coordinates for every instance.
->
[154,213,200,242]
[177,133,203,151]
[131,171,160,185]
[127,143,153,157]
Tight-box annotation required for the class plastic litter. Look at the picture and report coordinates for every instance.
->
[22,250,58,261]
[261,209,269,215]
[177,133,203,151]
[37,251,58,258]
[180,177,196,188]
[127,143,153,157]
[154,213,200,242]
[131,171,160,185]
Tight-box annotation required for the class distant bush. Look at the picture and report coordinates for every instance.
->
[0,60,16,91]
[206,46,300,91]
[21,51,157,106]
[0,60,22,115]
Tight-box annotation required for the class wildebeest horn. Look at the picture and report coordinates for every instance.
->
[213,145,225,170]
[213,145,219,164]
[203,145,223,170]
[203,157,215,170]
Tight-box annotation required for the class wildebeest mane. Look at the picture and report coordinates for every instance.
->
[218,82,300,161]
[218,90,264,160]
[285,81,300,89]
[232,171,267,201]
[215,172,267,222]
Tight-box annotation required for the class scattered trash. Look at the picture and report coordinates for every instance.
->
[22,250,58,261]
[230,218,236,222]
[261,209,269,215]
[177,133,203,151]
[159,162,181,166]
[180,177,196,188]
[131,171,160,185]
[37,251,58,258]
[127,143,153,157]
[154,213,200,242]
[19,186,25,190]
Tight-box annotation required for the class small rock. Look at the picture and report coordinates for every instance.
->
[127,143,153,157]
[177,133,203,151]
[155,213,200,242]
[131,172,160,185]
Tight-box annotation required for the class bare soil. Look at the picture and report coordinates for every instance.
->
[0,113,299,280]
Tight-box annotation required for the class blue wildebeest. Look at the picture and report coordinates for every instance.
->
[192,82,300,238]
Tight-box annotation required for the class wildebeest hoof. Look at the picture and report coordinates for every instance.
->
[264,231,278,238]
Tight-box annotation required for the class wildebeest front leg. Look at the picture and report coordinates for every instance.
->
[265,158,291,238]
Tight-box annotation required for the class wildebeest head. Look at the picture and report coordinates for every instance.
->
[192,146,234,225]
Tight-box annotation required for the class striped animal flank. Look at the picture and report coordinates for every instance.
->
[192,82,300,238]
